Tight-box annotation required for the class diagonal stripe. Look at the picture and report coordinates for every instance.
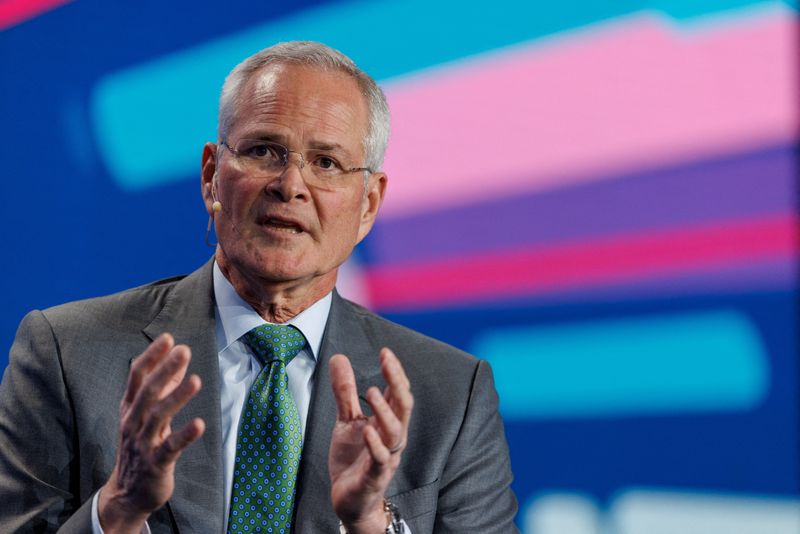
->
[367,145,796,266]
[0,0,71,31]
[497,256,798,307]
[380,9,797,215]
[89,1,797,191]
[365,214,798,310]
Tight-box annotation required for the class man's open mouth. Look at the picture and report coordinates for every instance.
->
[262,217,304,234]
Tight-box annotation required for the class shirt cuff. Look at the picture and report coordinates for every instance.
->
[91,491,151,534]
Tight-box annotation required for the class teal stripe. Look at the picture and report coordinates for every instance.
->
[472,310,769,419]
[89,0,795,190]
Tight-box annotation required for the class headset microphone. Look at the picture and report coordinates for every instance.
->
[211,171,223,213]
[206,175,222,246]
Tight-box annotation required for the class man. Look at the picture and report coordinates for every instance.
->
[0,41,518,533]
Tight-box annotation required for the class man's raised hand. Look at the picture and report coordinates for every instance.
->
[329,348,414,534]
[98,334,205,534]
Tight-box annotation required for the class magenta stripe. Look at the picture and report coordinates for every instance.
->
[365,145,796,267]
[365,215,797,310]
[501,256,799,309]
[0,0,71,30]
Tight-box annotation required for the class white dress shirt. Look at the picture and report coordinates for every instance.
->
[212,262,330,527]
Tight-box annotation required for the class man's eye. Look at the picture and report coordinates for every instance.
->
[237,141,281,160]
[314,156,341,171]
[246,144,275,158]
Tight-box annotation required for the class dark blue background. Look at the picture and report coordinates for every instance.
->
[2,1,797,528]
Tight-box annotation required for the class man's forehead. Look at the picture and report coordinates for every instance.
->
[229,63,369,150]
[235,63,364,117]
[243,62,361,103]
[249,63,285,93]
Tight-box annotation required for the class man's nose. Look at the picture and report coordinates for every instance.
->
[267,152,309,201]
[286,150,306,171]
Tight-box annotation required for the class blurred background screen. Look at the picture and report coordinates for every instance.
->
[1,0,797,532]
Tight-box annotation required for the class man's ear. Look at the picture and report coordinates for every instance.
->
[356,172,387,243]
[201,142,218,215]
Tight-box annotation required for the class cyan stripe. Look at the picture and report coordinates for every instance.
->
[89,0,795,190]
[473,310,769,419]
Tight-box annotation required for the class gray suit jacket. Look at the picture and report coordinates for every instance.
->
[0,260,518,533]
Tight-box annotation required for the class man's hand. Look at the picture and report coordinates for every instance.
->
[329,348,414,534]
[98,334,205,534]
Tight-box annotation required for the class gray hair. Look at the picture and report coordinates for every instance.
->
[218,41,390,171]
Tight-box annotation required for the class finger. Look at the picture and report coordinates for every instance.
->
[124,334,174,405]
[366,387,404,450]
[142,374,202,439]
[379,348,414,425]
[380,348,410,392]
[154,417,206,466]
[127,345,191,429]
[329,354,363,420]
[363,425,391,474]
[162,348,191,399]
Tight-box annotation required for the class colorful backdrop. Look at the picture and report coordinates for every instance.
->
[1,0,797,531]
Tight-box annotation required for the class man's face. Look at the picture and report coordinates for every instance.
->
[201,63,386,292]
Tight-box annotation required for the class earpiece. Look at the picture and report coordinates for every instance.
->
[210,170,222,213]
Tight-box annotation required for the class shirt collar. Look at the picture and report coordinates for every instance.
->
[212,261,331,360]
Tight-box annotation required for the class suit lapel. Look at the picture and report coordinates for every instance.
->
[293,292,384,531]
[142,260,225,534]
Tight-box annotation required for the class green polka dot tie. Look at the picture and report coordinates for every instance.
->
[227,324,307,533]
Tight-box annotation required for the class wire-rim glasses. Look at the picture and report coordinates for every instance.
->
[220,138,373,189]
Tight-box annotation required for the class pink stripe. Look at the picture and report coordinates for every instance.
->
[381,9,798,217]
[365,214,799,310]
[0,0,71,30]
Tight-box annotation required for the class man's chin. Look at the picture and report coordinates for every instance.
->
[249,257,336,287]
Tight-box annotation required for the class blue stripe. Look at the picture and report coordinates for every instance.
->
[472,310,769,419]
[89,0,794,190]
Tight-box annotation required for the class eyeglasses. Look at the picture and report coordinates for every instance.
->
[220,138,373,190]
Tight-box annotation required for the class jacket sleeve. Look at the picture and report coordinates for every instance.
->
[0,310,95,533]
[434,360,520,533]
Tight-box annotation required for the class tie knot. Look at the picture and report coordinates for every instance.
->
[241,323,307,366]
